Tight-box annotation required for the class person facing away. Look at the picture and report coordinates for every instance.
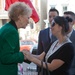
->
[24,16,74,75]
[0,2,32,75]
[37,8,59,73]
[64,11,75,75]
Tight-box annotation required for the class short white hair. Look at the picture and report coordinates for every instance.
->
[8,2,32,21]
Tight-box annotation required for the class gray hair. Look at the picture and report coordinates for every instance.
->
[8,2,32,21]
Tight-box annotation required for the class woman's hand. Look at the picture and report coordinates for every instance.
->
[23,50,33,61]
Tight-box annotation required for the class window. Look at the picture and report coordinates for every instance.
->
[63,6,67,11]
[50,5,56,9]
[62,4,68,14]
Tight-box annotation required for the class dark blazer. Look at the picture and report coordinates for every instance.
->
[69,29,75,75]
[37,27,57,55]
[0,22,24,75]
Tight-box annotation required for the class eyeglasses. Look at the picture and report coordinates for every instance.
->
[65,16,73,22]
[51,22,56,27]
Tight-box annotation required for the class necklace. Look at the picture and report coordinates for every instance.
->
[52,37,68,51]
[52,41,59,51]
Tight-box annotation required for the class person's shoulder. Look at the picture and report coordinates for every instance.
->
[40,27,50,32]
[1,22,15,30]
[63,42,74,50]
[71,29,75,37]
[0,23,17,37]
[73,29,75,33]
[0,23,11,34]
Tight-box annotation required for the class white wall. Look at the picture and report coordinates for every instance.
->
[48,0,75,16]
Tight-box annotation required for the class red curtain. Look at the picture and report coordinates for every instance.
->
[5,0,39,23]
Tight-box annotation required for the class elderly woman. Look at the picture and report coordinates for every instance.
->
[24,16,74,75]
[0,2,32,75]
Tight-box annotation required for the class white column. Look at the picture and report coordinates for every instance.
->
[40,0,47,30]
[0,20,2,27]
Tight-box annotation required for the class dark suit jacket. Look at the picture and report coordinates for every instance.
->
[37,27,57,55]
[69,29,75,75]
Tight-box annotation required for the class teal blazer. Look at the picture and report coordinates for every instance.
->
[0,22,24,75]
